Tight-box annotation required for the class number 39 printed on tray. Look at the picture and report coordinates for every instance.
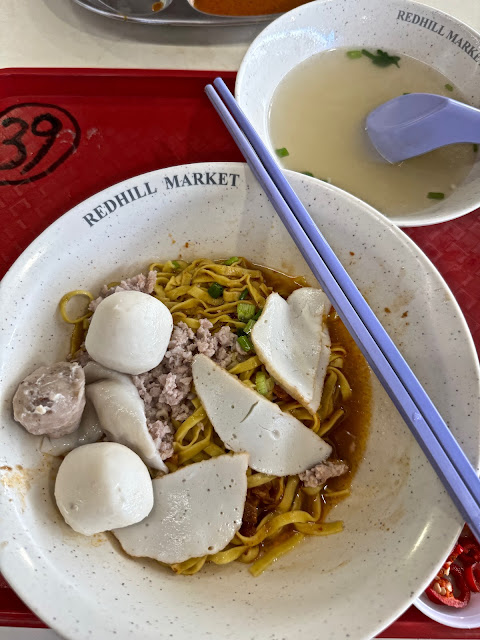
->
[0,103,80,186]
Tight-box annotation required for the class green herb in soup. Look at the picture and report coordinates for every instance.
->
[427,192,445,200]
[361,49,400,68]
[275,147,289,158]
[269,47,476,218]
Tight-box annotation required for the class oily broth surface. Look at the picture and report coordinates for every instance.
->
[269,48,477,218]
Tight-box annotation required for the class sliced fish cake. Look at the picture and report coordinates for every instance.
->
[113,453,248,565]
[192,354,331,476]
[251,288,331,413]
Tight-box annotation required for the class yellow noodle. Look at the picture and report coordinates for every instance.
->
[223,290,242,302]
[59,290,93,324]
[177,424,212,464]
[328,366,353,400]
[228,356,262,375]
[249,533,305,577]
[173,556,207,575]
[291,491,303,512]
[324,489,351,499]
[203,442,225,458]
[174,423,204,450]
[69,323,85,357]
[247,473,276,488]
[302,486,321,497]
[210,545,248,565]
[319,370,337,420]
[236,511,314,547]
[294,521,343,536]
[308,492,322,520]
[277,477,299,513]
[319,409,345,437]
[63,257,352,576]
[175,407,207,443]
[171,556,203,574]
[237,546,260,564]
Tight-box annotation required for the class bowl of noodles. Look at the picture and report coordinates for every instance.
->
[0,162,478,640]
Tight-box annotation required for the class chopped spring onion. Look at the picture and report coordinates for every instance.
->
[253,310,262,321]
[224,257,239,266]
[302,171,314,177]
[255,371,274,396]
[402,92,410,95]
[276,147,289,158]
[237,302,256,322]
[346,50,362,59]
[243,319,256,335]
[239,288,249,300]
[237,335,254,352]
[208,282,224,298]
[445,83,454,92]
[172,260,181,270]
[427,192,445,200]
[474,144,479,153]
[362,49,400,68]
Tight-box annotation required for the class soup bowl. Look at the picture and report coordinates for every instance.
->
[0,162,479,639]
[236,0,480,227]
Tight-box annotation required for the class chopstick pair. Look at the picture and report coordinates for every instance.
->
[205,77,480,541]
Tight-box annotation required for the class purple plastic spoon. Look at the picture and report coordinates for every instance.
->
[366,93,480,163]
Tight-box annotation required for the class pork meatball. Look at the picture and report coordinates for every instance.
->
[13,362,86,437]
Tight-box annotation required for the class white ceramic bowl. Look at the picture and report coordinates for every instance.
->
[0,163,479,640]
[236,0,480,227]
[416,590,480,629]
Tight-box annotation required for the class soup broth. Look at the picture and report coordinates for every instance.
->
[269,48,477,218]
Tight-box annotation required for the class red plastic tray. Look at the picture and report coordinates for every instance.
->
[0,68,479,637]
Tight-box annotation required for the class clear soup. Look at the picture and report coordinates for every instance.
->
[269,48,477,218]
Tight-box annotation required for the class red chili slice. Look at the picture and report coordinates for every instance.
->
[426,564,471,608]
[459,536,480,565]
[447,544,464,566]
[464,562,480,593]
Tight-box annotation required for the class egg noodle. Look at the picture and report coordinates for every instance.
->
[60,258,352,577]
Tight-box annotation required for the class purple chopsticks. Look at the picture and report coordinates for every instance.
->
[205,77,480,541]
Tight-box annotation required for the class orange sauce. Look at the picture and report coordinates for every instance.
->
[326,314,371,485]
[193,0,314,16]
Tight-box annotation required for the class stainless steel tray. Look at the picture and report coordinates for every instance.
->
[72,0,277,26]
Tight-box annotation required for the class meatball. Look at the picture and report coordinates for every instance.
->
[13,362,86,437]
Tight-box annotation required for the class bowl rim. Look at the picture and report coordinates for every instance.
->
[235,0,480,228]
[415,590,480,629]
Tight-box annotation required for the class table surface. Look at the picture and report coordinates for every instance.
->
[1,1,479,638]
